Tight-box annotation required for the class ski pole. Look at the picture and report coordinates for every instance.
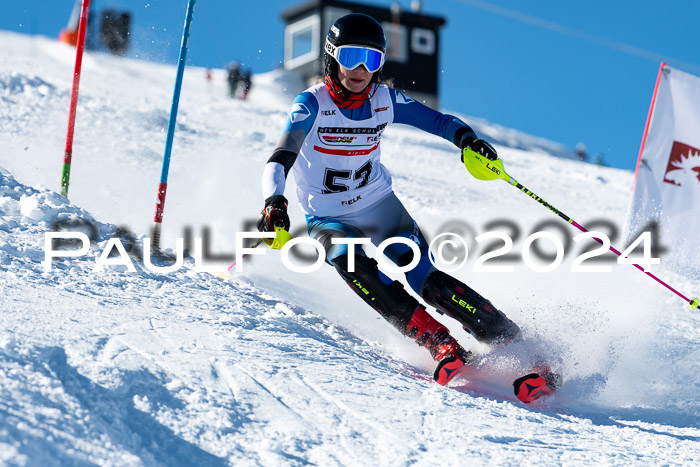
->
[226,225,293,273]
[462,147,699,310]
[152,0,196,250]
[60,0,91,198]
[227,238,264,272]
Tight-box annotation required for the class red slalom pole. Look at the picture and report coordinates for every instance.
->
[60,0,91,198]
[630,62,666,198]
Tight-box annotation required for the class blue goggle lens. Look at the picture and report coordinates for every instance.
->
[336,47,384,73]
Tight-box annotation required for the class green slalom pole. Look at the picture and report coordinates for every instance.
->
[462,147,699,310]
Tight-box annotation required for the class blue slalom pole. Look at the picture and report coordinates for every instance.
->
[152,0,196,249]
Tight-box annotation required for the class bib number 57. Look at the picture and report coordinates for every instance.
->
[322,161,373,194]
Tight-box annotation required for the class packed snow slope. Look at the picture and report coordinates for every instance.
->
[1,31,699,465]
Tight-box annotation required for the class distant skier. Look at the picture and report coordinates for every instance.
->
[257,14,526,388]
[227,61,240,98]
[576,142,588,162]
[240,69,252,100]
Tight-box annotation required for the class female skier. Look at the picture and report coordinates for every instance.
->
[258,13,522,387]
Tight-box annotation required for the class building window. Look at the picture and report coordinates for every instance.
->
[284,15,320,69]
[382,22,408,63]
[411,28,435,55]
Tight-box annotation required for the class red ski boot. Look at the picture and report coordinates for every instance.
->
[513,366,562,403]
[406,306,474,385]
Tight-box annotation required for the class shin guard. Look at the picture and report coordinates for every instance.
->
[421,270,521,345]
[331,254,419,333]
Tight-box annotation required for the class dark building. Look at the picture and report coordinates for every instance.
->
[282,0,446,109]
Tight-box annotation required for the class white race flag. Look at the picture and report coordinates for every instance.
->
[626,63,700,271]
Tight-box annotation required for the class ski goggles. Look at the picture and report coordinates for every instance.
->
[325,39,385,73]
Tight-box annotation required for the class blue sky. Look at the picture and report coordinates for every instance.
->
[3,0,700,170]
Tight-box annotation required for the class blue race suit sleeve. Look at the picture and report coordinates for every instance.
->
[389,88,477,148]
[268,91,320,174]
[282,91,319,136]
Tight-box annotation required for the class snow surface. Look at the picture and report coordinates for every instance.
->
[0,31,698,465]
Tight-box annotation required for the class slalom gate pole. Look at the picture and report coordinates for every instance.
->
[152,0,196,250]
[629,62,666,199]
[60,0,91,198]
[462,147,699,310]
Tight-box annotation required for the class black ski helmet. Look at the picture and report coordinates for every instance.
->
[324,13,386,81]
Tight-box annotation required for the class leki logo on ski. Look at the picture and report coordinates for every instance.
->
[663,141,700,187]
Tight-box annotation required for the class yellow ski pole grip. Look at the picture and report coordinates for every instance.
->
[263,224,292,250]
[461,146,511,182]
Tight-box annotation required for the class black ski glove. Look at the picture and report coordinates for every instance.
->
[461,138,498,161]
[257,195,290,232]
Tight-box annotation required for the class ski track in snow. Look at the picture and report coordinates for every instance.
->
[0,31,698,465]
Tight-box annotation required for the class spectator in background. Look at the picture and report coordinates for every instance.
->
[575,142,588,162]
[227,62,240,98]
[99,9,131,56]
[240,69,253,101]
